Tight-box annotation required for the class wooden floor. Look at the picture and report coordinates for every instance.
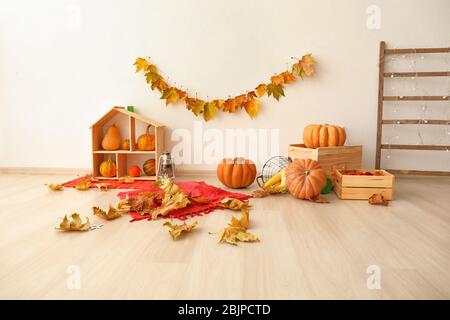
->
[0,173,449,300]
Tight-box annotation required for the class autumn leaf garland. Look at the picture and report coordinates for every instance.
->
[134,54,315,121]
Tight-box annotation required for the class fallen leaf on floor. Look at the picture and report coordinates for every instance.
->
[219,198,250,211]
[56,213,90,231]
[119,176,135,184]
[369,193,389,206]
[217,207,258,246]
[251,189,270,198]
[75,180,91,191]
[46,183,63,191]
[94,183,109,191]
[93,206,123,220]
[163,220,198,240]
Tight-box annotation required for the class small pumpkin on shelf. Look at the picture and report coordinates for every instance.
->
[285,159,326,200]
[128,165,141,177]
[137,125,155,151]
[122,139,131,150]
[99,158,117,177]
[143,159,156,176]
[101,124,121,150]
[303,124,346,148]
[217,157,256,189]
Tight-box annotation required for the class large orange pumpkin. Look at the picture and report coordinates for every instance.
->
[285,159,326,200]
[217,157,256,189]
[303,124,346,148]
[136,125,155,151]
[99,158,116,177]
[101,124,121,150]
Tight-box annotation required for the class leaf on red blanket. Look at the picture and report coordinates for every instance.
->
[369,193,389,206]
[189,196,210,204]
[75,180,91,191]
[118,176,135,184]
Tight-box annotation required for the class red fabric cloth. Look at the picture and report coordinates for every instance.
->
[117,181,251,222]
[62,175,251,222]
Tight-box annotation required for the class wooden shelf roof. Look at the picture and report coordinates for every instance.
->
[90,106,164,128]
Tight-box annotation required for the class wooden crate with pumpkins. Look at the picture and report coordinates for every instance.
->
[91,106,164,180]
[288,124,362,180]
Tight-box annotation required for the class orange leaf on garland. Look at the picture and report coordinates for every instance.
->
[234,94,247,108]
[281,71,296,84]
[175,88,188,101]
[223,98,237,113]
[186,98,206,116]
[151,78,168,91]
[247,91,257,100]
[271,74,284,85]
[255,84,267,97]
[244,99,260,119]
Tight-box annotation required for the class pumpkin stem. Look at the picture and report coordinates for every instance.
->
[146,124,152,134]
[303,169,310,176]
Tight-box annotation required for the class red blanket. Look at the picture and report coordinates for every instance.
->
[62,175,251,222]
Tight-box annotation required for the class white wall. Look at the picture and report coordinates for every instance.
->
[1,0,449,171]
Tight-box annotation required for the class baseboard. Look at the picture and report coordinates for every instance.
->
[0,167,216,176]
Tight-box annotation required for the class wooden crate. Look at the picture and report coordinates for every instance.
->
[334,169,394,200]
[288,144,362,178]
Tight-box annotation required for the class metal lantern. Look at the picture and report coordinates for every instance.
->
[256,156,292,187]
[157,152,175,179]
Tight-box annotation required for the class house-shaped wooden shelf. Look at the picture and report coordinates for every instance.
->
[90,106,164,180]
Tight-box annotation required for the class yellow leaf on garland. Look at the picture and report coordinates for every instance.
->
[151,78,168,92]
[234,94,247,107]
[75,180,91,191]
[300,54,315,77]
[188,99,206,116]
[134,57,149,73]
[176,88,188,101]
[93,206,123,220]
[56,213,90,232]
[46,183,63,191]
[255,84,267,97]
[244,99,260,119]
[267,83,285,101]
[161,88,179,106]
[163,220,198,240]
[145,69,161,84]
[203,101,218,121]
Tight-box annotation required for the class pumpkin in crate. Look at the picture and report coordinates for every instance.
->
[303,124,346,148]
[137,125,155,151]
[101,124,121,150]
[99,158,116,177]
[217,157,256,189]
[128,165,141,177]
[285,159,326,200]
[143,159,156,176]
[122,139,130,150]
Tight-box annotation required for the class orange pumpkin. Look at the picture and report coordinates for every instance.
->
[99,158,116,177]
[217,157,256,189]
[137,125,155,151]
[303,124,346,148]
[142,159,156,176]
[128,165,141,177]
[101,124,121,150]
[285,159,326,200]
[122,139,130,150]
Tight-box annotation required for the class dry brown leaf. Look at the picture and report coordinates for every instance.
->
[46,183,63,191]
[93,206,123,220]
[271,74,284,85]
[311,196,330,204]
[75,180,91,191]
[369,193,389,206]
[118,176,135,184]
[189,196,210,204]
[163,220,198,240]
[219,198,250,211]
[56,213,90,232]
[150,178,190,219]
[251,189,270,198]
[218,207,258,245]
[255,84,267,97]
[94,183,109,191]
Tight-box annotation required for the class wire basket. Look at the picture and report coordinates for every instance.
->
[256,156,292,188]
